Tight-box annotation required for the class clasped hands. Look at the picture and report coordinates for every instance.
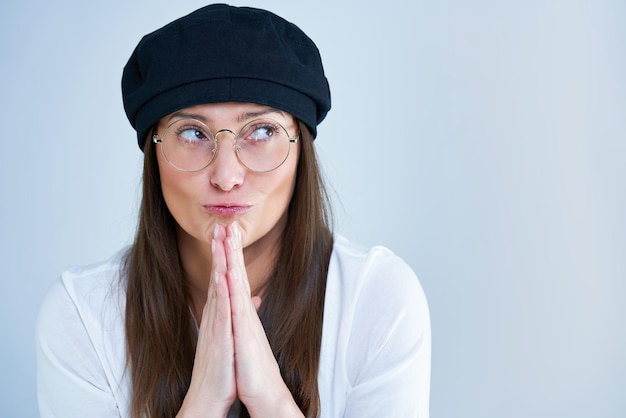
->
[178,222,303,418]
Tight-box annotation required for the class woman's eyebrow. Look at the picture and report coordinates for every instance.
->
[166,111,207,122]
[238,109,286,122]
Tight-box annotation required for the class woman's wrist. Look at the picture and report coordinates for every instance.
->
[246,386,305,418]
[176,392,232,418]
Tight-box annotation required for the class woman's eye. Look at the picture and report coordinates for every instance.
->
[247,126,275,142]
[179,128,207,142]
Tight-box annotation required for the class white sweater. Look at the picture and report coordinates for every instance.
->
[37,236,430,417]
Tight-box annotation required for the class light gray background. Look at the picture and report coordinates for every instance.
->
[1,0,624,417]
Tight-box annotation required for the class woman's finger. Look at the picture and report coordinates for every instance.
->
[220,222,298,414]
[179,224,236,415]
[225,222,255,320]
[225,222,251,294]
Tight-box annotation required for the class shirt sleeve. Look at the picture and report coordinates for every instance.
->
[343,249,431,418]
[36,278,122,418]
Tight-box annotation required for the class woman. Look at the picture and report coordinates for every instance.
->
[36,4,430,418]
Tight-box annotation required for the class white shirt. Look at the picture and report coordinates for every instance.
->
[37,236,430,417]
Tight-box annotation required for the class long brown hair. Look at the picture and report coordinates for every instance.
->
[124,121,333,418]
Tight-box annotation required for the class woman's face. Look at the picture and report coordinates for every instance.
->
[154,102,300,252]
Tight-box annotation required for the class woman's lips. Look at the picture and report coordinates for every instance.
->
[204,204,252,216]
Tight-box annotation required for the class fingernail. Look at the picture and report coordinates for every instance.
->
[211,239,216,254]
[213,272,219,284]
[213,224,219,239]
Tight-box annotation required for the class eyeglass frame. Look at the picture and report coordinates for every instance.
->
[152,117,300,173]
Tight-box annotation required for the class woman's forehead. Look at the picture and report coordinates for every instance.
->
[159,102,297,132]
[165,102,291,121]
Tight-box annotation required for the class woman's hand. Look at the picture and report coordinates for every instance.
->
[219,222,304,417]
[177,226,237,418]
[180,222,303,418]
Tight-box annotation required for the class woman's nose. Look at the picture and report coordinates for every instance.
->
[209,130,245,191]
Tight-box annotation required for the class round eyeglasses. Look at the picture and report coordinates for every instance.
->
[152,118,299,173]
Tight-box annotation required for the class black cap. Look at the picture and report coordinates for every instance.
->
[122,4,331,150]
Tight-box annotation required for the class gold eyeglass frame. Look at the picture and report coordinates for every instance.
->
[152,118,300,173]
